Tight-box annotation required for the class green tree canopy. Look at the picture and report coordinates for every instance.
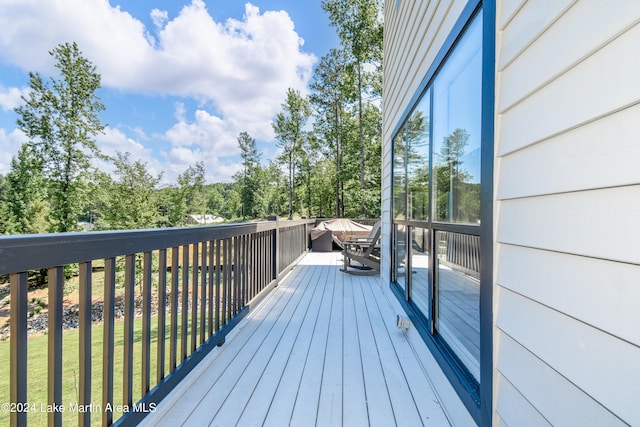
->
[272,88,311,219]
[98,152,164,230]
[1,144,49,234]
[14,42,105,232]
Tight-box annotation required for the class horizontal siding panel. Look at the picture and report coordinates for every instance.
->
[384,2,433,134]
[497,103,640,199]
[495,370,551,427]
[496,288,640,425]
[383,0,465,141]
[497,21,640,156]
[390,0,433,110]
[497,185,640,265]
[496,331,626,426]
[383,0,425,129]
[496,245,640,347]
[498,0,640,112]
[498,0,574,69]
[497,0,526,30]
[382,0,415,125]
[383,0,428,118]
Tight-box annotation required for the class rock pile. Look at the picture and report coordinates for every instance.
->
[0,292,189,341]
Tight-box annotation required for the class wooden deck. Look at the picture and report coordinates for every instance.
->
[141,251,451,427]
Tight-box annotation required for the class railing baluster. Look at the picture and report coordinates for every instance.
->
[253,233,258,296]
[240,235,246,307]
[224,238,231,322]
[269,230,273,282]
[274,225,280,278]
[191,243,199,353]
[237,235,243,308]
[247,234,252,300]
[262,232,266,288]
[79,261,92,427]
[249,233,258,300]
[215,240,221,331]
[123,254,135,409]
[200,242,207,345]
[181,245,189,361]
[157,249,167,384]
[253,233,257,295]
[234,236,240,314]
[102,258,116,427]
[10,272,27,427]
[170,247,179,372]
[142,252,152,395]
[207,241,214,337]
[48,267,64,427]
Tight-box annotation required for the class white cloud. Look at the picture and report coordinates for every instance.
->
[92,126,172,182]
[0,85,28,111]
[0,0,316,183]
[0,0,315,137]
[162,109,242,183]
[150,9,168,30]
[0,128,26,175]
[97,110,245,185]
[174,102,186,122]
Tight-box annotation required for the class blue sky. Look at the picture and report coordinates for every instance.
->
[0,0,340,184]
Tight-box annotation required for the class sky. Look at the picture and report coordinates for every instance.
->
[0,0,341,184]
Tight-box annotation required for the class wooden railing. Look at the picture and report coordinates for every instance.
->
[0,218,314,427]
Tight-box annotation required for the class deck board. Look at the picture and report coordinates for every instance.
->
[141,252,451,427]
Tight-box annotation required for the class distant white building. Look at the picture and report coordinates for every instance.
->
[77,221,96,231]
[383,1,640,425]
[186,214,224,225]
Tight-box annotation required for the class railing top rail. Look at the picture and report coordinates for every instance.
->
[0,218,315,275]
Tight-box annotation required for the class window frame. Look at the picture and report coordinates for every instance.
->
[388,1,494,425]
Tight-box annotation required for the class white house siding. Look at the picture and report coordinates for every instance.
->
[494,0,640,425]
[382,1,476,425]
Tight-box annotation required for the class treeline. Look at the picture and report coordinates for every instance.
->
[0,0,383,234]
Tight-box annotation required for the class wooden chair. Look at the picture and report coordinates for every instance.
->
[341,222,381,275]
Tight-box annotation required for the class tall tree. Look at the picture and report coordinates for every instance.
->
[236,131,264,219]
[437,128,470,221]
[310,48,349,217]
[272,88,311,219]
[15,42,105,232]
[323,0,383,216]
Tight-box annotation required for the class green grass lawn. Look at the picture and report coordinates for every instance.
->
[0,314,198,426]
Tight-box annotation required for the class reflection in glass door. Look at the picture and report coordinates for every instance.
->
[435,231,480,380]
[410,227,430,317]
[393,224,407,291]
